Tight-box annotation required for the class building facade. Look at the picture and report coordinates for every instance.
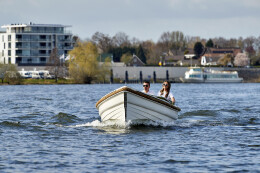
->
[0,22,73,65]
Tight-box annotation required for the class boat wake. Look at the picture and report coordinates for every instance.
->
[68,119,195,129]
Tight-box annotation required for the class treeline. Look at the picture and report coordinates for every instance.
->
[80,31,260,66]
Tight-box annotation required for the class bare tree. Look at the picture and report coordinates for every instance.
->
[130,37,141,47]
[158,31,171,52]
[170,31,187,54]
[228,38,238,47]
[213,37,229,47]
[0,64,21,84]
[243,36,256,48]
[91,32,113,53]
[112,32,130,47]
[46,48,66,82]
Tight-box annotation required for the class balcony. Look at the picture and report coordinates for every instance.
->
[16,45,30,49]
[16,38,53,42]
[12,30,72,34]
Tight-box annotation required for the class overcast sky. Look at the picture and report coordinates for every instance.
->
[1,0,260,41]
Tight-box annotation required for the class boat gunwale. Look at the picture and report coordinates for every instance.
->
[96,86,181,111]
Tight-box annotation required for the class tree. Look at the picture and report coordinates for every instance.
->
[91,32,112,53]
[68,41,99,83]
[158,31,187,54]
[228,38,238,47]
[234,53,249,67]
[97,57,111,83]
[136,45,146,64]
[193,42,204,58]
[46,47,66,82]
[0,64,7,83]
[141,40,158,65]
[120,53,132,65]
[218,54,232,66]
[144,41,161,65]
[158,31,171,52]
[108,46,135,62]
[184,49,189,55]
[213,37,228,47]
[0,64,21,84]
[170,31,186,54]
[251,53,260,66]
[243,36,256,48]
[112,32,130,47]
[206,39,214,47]
[237,37,244,49]
[245,46,256,58]
[72,35,80,45]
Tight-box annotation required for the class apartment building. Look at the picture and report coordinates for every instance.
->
[0,22,73,65]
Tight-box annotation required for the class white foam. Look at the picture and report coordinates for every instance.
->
[68,120,129,128]
[68,119,197,128]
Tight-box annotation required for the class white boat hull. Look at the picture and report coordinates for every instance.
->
[96,87,180,124]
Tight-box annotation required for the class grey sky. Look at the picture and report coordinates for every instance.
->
[1,0,260,41]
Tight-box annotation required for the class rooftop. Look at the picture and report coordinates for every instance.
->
[1,22,71,28]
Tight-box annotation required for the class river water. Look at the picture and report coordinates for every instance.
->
[0,83,259,172]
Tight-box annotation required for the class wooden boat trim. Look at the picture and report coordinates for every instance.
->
[96,86,181,111]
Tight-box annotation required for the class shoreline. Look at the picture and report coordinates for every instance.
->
[0,78,259,85]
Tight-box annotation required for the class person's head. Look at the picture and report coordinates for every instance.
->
[162,80,171,92]
[143,81,150,92]
[160,80,171,97]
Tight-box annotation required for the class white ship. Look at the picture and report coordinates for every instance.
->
[180,67,243,83]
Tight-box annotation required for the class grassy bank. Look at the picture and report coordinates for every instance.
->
[0,78,76,85]
[21,78,76,85]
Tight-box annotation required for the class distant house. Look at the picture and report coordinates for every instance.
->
[201,56,218,66]
[201,47,242,66]
[163,47,243,66]
[128,54,145,66]
[184,54,196,59]
[164,49,199,66]
[234,53,250,67]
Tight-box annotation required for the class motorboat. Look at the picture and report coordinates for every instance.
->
[180,67,243,83]
[96,86,181,125]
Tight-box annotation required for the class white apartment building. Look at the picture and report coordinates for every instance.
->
[0,22,74,65]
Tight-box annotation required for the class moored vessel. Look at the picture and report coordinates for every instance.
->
[180,67,243,83]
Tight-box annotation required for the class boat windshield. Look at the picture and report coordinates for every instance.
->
[190,74,202,78]
[192,68,202,72]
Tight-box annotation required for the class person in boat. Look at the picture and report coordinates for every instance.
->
[158,80,175,104]
[142,81,154,95]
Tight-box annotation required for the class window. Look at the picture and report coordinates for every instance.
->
[16,57,22,63]
[8,43,11,48]
[40,57,46,62]
[8,35,11,41]
[22,50,30,56]
[24,27,31,32]
[8,50,11,56]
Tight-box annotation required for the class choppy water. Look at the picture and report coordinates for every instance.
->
[0,83,259,172]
